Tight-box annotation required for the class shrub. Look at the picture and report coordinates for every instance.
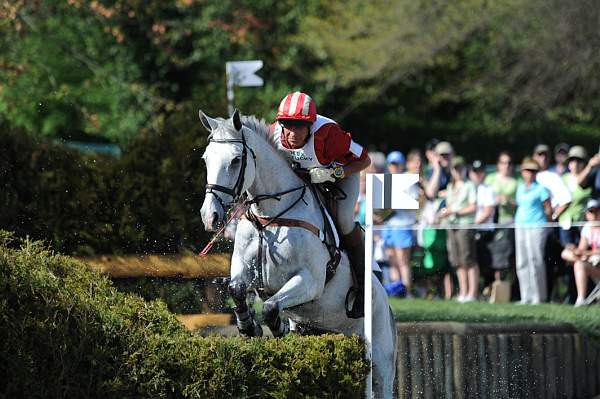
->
[0,232,368,398]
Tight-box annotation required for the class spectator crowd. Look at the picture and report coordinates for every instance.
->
[357,141,600,307]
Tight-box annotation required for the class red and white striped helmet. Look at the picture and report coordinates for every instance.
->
[276,92,317,125]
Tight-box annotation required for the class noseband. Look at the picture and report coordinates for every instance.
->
[205,131,256,210]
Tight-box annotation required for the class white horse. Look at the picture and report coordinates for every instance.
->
[199,110,396,398]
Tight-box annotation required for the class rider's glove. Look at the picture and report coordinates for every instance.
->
[309,167,337,183]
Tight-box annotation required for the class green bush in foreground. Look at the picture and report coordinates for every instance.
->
[0,232,368,398]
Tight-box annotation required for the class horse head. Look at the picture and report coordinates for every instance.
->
[199,109,256,231]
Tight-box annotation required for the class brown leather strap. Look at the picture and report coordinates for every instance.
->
[242,213,321,238]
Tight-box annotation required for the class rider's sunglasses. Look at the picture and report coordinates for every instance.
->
[279,120,310,129]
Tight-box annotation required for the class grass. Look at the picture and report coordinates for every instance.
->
[389,298,600,340]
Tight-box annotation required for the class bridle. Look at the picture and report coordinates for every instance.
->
[205,131,256,211]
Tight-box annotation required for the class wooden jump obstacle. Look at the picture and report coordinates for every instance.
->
[81,254,230,279]
[79,254,232,330]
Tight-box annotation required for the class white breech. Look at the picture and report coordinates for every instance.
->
[335,173,360,235]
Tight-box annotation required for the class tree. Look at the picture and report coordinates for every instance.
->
[0,2,157,144]
[298,0,600,149]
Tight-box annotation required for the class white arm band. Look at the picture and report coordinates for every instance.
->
[349,140,363,157]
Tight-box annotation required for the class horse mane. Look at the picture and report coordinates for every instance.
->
[241,115,288,162]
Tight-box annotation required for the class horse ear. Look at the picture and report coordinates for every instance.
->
[232,109,243,131]
[199,109,218,132]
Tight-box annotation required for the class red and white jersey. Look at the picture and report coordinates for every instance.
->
[270,115,368,169]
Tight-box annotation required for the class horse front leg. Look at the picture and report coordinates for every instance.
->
[229,277,263,337]
[229,221,263,337]
[263,268,324,337]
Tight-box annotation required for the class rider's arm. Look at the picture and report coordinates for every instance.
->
[341,155,371,177]
[317,123,370,177]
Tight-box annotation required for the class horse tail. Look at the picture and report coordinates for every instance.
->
[389,305,398,397]
[388,305,397,359]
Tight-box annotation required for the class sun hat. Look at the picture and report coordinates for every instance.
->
[521,157,540,171]
[533,144,550,155]
[567,145,588,161]
[554,142,570,154]
[435,141,454,155]
[586,198,599,211]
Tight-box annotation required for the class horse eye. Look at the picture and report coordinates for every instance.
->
[230,157,241,166]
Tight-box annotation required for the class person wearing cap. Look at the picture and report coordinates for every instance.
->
[438,156,479,302]
[550,142,570,175]
[561,199,600,306]
[514,157,553,304]
[424,141,453,200]
[382,150,420,297]
[559,146,592,246]
[386,151,406,173]
[469,160,499,287]
[272,91,371,316]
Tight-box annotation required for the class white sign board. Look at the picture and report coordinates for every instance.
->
[226,60,264,87]
[370,173,419,209]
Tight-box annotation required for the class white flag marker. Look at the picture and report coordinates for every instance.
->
[225,60,264,114]
[226,60,264,87]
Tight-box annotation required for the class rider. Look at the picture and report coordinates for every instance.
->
[270,91,372,300]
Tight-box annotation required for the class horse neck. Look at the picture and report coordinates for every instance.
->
[246,134,308,217]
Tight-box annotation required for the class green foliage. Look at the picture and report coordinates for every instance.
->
[0,1,324,144]
[299,0,600,153]
[0,118,208,255]
[2,0,600,154]
[390,298,600,341]
[0,234,368,398]
[0,2,156,144]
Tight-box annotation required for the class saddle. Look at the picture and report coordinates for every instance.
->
[293,167,345,283]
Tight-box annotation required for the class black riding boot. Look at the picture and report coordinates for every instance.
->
[342,222,365,318]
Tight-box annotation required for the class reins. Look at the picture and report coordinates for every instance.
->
[201,129,339,293]
[198,200,247,257]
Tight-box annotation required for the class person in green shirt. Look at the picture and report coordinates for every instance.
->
[559,145,592,246]
[484,152,518,281]
[438,156,478,302]
[484,151,518,223]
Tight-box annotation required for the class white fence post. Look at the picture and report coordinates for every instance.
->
[364,173,419,398]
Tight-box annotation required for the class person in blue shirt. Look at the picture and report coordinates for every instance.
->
[515,157,552,304]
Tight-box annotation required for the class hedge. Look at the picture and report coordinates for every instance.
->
[0,111,209,255]
[0,231,368,398]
